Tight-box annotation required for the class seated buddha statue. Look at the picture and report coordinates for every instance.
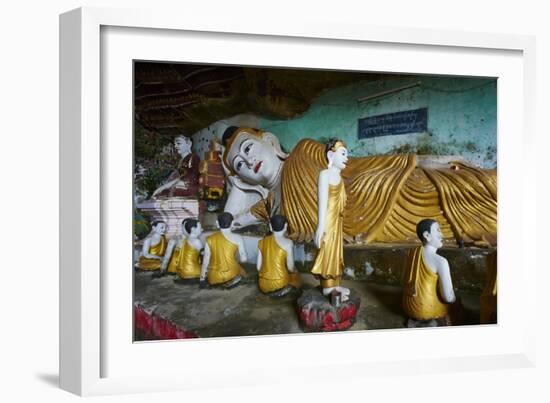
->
[402,219,463,326]
[480,251,497,324]
[220,126,497,247]
[137,221,168,271]
[175,219,204,281]
[200,212,247,288]
[152,135,200,199]
[257,215,301,297]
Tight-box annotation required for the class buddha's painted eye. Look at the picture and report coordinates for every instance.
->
[244,143,252,155]
[236,160,244,171]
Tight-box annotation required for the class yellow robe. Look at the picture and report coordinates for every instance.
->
[138,235,167,270]
[177,240,202,279]
[281,139,497,247]
[258,235,301,293]
[206,232,243,285]
[402,246,449,320]
[166,240,185,274]
[480,251,497,324]
[310,181,346,284]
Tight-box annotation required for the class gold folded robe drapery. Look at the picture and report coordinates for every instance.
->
[138,235,167,270]
[167,244,182,274]
[402,246,449,320]
[280,139,497,247]
[206,232,243,285]
[258,235,301,293]
[310,181,347,282]
[177,240,202,279]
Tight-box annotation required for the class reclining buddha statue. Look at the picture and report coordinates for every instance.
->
[221,126,497,247]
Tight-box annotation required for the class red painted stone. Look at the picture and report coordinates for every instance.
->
[296,288,360,332]
[134,304,198,340]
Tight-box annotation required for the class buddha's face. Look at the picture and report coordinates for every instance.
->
[426,222,443,249]
[226,131,282,187]
[330,146,349,170]
[153,222,166,235]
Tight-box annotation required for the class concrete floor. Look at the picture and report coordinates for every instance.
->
[134,264,483,341]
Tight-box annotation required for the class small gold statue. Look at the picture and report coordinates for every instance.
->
[480,251,497,324]
[137,221,167,270]
[257,215,301,296]
[200,212,247,288]
[402,219,463,326]
[311,139,350,301]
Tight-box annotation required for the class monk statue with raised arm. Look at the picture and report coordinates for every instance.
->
[257,214,301,297]
[200,212,247,288]
[402,219,463,326]
[311,139,350,302]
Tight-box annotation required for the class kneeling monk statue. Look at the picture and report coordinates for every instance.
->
[137,221,167,270]
[200,212,247,288]
[402,219,463,326]
[257,214,301,297]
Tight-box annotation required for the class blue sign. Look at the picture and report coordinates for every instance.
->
[358,108,428,139]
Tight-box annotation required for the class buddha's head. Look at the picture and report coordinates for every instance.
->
[174,135,192,158]
[222,127,288,187]
[152,221,167,235]
[184,219,202,238]
[269,214,288,235]
[325,138,348,170]
[416,219,443,249]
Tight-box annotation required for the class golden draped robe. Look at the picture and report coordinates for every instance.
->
[138,235,167,270]
[206,232,243,285]
[166,240,184,274]
[402,246,449,320]
[480,251,497,324]
[310,181,347,285]
[258,235,301,293]
[277,139,497,247]
[176,240,202,279]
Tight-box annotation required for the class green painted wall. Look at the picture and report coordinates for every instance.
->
[258,76,497,168]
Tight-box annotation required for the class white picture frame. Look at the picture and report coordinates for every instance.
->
[60,6,537,396]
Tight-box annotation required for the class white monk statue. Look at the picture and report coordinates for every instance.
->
[161,218,191,274]
[137,221,167,271]
[402,219,463,326]
[256,214,301,296]
[200,212,247,288]
[311,139,350,301]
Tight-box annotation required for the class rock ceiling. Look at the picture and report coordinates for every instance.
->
[134,62,393,136]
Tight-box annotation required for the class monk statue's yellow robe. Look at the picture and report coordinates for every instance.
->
[480,251,497,324]
[402,246,450,320]
[176,240,202,279]
[258,235,301,293]
[138,235,167,270]
[206,232,244,285]
[166,244,182,274]
[310,181,347,288]
[278,139,496,247]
